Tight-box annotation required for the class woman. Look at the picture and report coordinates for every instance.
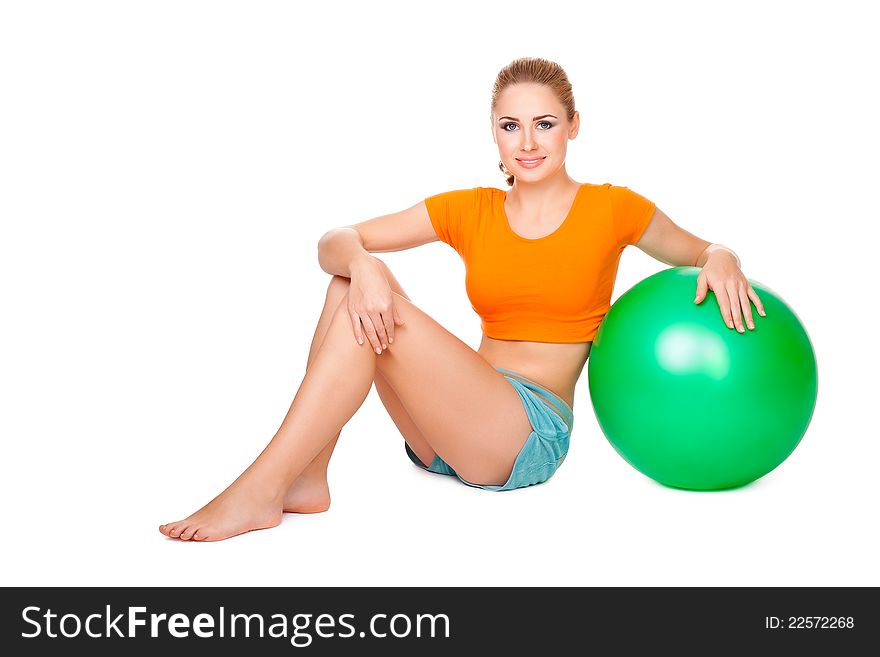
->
[160,57,765,542]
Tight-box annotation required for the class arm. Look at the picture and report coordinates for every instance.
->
[694,243,741,269]
[317,198,439,276]
[633,206,764,332]
[317,228,379,278]
[318,225,409,353]
[633,207,740,268]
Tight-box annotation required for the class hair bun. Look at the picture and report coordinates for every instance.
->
[498,160,514,186]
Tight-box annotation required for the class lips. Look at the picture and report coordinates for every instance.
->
[515,156,546,169]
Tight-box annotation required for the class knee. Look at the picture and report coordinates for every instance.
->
[325,275,351,306]
[328,274,351,291]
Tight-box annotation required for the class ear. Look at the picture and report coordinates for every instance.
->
[569,111,580,139]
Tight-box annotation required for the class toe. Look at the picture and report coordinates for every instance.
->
[179,525,195,541]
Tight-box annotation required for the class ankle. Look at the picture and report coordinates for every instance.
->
[288,472,329,490]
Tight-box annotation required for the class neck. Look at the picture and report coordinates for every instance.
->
[506,170,579,211]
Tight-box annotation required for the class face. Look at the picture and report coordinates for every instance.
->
[491,83,579,181]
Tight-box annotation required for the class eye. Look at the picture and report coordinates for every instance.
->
[502,121,554,132]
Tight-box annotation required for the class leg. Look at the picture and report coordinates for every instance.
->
[159,266,425,537]
[279,277,349,514]
[160,292,381,542]
[284,269,436,514]
[286,292,534,486]
[160,274,533,541]
[369,295,535,486]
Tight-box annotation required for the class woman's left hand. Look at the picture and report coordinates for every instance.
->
[694,252,766,333]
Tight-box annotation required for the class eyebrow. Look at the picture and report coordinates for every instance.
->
[497,114,557,122]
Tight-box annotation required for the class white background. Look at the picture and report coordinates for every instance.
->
[1,0,877,587]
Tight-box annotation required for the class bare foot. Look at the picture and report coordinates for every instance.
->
[159,480,284,542]
[283,476,331,514]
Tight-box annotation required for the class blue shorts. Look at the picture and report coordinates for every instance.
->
[403,366,574,491]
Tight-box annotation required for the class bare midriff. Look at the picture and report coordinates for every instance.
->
[477,334,592,410]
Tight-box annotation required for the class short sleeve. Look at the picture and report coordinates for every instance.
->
[423,188,478,255]
[608,185,656,246]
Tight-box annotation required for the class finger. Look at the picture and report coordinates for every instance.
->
[713,283,734,329]
[739,285,755,330]
[694,272,708,304]
[748,287,766,317]
[362,317,382,354]
[727,282,744,332]
[373,313,390,350]
[392,307,405,342]
[382,310,396,346]
[350,312,365,345]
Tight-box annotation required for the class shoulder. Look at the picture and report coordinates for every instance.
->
[424,187,499,213]
[603,183,654,205]
[601,182,650,195]
[474,186,504,199]
[425,186,496,201]
[571,181,612,197]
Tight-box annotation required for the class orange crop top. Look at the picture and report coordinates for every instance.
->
[423,182,656,343]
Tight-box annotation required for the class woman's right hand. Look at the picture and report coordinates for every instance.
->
[347,257,406,354]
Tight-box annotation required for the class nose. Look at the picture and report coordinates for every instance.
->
[520,130,537,152]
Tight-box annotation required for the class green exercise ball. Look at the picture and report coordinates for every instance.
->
[588,267,818,490]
